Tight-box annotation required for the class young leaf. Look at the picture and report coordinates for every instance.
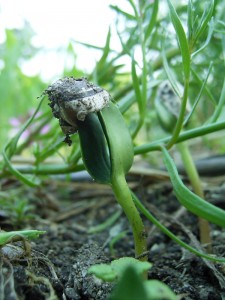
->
[167,0,190,80]
[88,264,116,282]
[144,280,177,300]
[161,147,225,227]
[162,42,183,98]
[110,5,136,20]
[208,77,225,123]
[194,0,214,42]
[88,257,151,282]
[99,102,134,178]
[97,28,111,70]
[191,67,216,105]
[0,230,45,246]
[187,0,194,41]
[110,266,149,300]
[131,57,143,114]
[144,0,159,42]
[184,62,213,125]
[77,113,111,184]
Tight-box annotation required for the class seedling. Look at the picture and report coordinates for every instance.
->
[88,257,177,300]
[39,74,225,265]
[0,230,45,247]
[0,230,45,258]
[45,77,147,260]
[2,0,225,272]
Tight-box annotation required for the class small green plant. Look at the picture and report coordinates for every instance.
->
[44,77,147,261]
[0,230,45,261]
[0,230,45,247]
[88,257,178,300]
[43,74,225,265]
[2,0,225,274]
[0,194,34,227]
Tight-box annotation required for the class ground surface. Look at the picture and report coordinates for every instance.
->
[1,170,225,300]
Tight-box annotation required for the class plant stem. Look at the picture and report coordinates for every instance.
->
[132,191,225,263]
[134,120,225,154]
[111,173,147,261]
[176,142,212,252]
[131,1,148,139]
[166,78,190,149]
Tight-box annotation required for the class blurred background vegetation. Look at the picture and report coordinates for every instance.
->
[1,0,225,167]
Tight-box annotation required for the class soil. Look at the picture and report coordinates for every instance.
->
[1,170,225,300]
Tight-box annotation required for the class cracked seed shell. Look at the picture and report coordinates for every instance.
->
[44,77,111,142]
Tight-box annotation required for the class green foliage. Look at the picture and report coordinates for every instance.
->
[88,210,122,234]
[111,267,149,300]
[167,0,190,80]
[88,257,151,282]
[100,102,134,178]
[0,230,45,247]
[2,0,225,271]
[77,112,111,183]
[2,96,45,187]
[77,101,134,183]
[111,267,178,300]
[0,196,34,227]
[161,146,225,226]
[0,26,46,149]
[143,280,178,300]
[88,258,177,300]
[132,191,225,263]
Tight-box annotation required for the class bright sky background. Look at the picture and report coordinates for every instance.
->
[0,0,131,81]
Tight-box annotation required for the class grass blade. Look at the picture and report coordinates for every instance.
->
[144,0,159,42]
[131,57,143,114]
[167,0,190,80]
[110,5,136,20]
[161,146,225,227]
[184,62,213,125]
[2,96,45,187]
[162,41,182,98]
[194,0,214,42]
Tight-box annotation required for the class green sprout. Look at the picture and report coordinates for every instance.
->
[0,230,45,247]
[45,77,147,261]
[2,0,225,269]
[88,257,177,300]
[0,230,45,261]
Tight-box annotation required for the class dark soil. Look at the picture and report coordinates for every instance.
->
[1,171,225,300]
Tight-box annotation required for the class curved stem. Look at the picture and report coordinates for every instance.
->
[132,191,225,263]
[111,174,147,261]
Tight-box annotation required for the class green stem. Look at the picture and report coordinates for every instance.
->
[176,142,212,251]
[176,142,202,195]
[111,174,147,261]
[132,119,144,139]
[209,78,225,123]
[134,120,225,154]
[166,78,190,149]
[131,3,148,139]
[0,163,84,178]
[132,191,225,263]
